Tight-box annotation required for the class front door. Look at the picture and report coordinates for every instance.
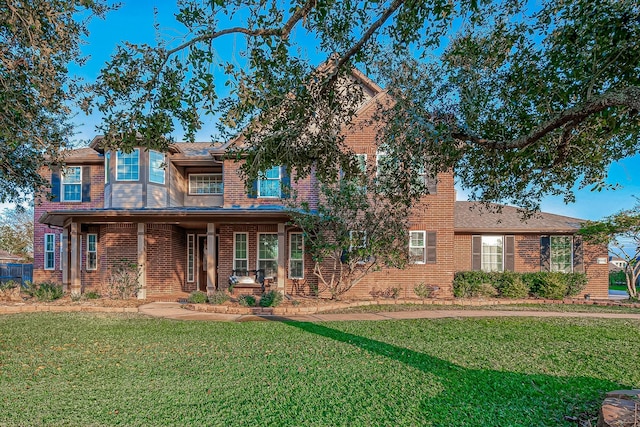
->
[197,235,219,292]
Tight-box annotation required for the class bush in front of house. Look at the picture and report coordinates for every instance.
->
[237,294,256,307]
[453,271,588,300]
[495,271,529,299]
[207,291,230,305]
[259,290,283,307]
[187,291,208,304]
[25,281,64,302]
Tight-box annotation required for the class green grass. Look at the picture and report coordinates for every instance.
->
[1,313,639,426]
[326,302,640,314]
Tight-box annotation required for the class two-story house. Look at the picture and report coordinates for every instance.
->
[33,72,609,300]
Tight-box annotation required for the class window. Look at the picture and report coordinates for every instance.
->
[289,233,304,279]
[550,236,573,273]
[62,167,82,202]
[258,166,281,198]
[86,234,97,271]
[187,234,195,282]
[409,231,426,264]
[234,233,248,272]
[44,234,55,270]
[481,236,503,272]
[258,233,278,277]
[189,174,223,194]
[116,149,140,181]
[104,152,110,184]
[349,230,367,251]
[149,150,165,184]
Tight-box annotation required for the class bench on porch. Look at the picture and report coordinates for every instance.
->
[229,269,271,294]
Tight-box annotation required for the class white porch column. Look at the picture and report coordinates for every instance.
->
[206,223,217,293]
[137,223,147,299]
[70,222,81,296]
[61,227,69,292]
[277,223,286,291]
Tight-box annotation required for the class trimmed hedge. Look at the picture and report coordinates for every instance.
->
[453,271,588,300]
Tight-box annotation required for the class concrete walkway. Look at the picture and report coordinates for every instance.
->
[139,302,640,322]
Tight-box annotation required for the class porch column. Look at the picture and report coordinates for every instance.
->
[206,223,217,293]
[70,222,81,296]
[277,223,285,291]
[137,223,147,299]
[61,227,69,292]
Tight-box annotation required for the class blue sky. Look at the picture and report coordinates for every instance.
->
[59,1,639,221]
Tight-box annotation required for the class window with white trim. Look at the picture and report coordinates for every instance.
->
[550,236,573,273]
[234,233,248,272]
[409,231,426,264]
[104,152,110,183]
[258,166,281,198]
[349,230,367,251]
[149,150,165,184]
[189,174,223,194]
[289,233,304,279]
[481,235,503,272]
[187,234,195,283]
[258,233,278,277]
[44,234,55,270]
[86,234,97,271]
[116,149,140,181]
[62,167,82,202]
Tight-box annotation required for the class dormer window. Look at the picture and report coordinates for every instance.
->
[116,149,140,181]
[62,167,82,202]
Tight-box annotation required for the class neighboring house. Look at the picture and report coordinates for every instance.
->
[33,72,609,299]
[0,250,23,264]
[609,257,627,270]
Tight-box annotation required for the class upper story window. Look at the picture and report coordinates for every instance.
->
[116,149,140,181]
[550,236,573,273]
[258,166,281,198]
[104,152,110,184]
[149,150,165,184]
[62,167,82,202]
[189,174,223,195]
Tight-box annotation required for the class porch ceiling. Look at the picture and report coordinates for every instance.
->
[39,207,292,228]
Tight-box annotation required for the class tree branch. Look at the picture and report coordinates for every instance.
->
[452,86,640,150]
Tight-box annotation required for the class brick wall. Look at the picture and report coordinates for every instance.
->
[33,163,105,283]
[145,224,186,295]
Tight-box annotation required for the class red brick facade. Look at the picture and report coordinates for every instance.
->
[32,74,609,300]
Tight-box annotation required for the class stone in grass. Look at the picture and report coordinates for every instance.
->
[598,390,639,427]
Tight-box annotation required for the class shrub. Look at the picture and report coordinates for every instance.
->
[187,291,208,304]
[105,260,141,299]
[495,271,529,299]
[526,272,567,300]
[566,273,588,297]
[477,283,498,297]
[453,271,493,297]
[0,280,18,291]
[25,281,64,302]
[414,282,438,298]
[259,290,283,307]
[84,291,101,300]
[208,291,230,305]
[238,294,256,307]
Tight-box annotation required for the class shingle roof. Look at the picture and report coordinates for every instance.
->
[173,142,224,156]
[454,201,584,233]
[62,147,102,161]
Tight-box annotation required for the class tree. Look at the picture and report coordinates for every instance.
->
[0,0,112,204]
[90,0,640,211]
[579,204,640,299]
[289,178,411,299]
[0,206,34,262]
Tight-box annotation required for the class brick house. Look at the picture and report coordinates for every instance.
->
[33,73,608,299]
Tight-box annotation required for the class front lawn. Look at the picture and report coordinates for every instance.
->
[0,313,638,426]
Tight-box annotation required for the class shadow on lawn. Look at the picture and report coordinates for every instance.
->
[282,320,621,426]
